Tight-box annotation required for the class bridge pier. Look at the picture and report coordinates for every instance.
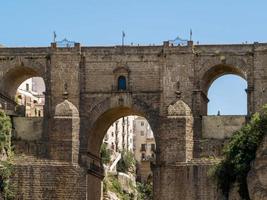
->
[153,162,218,200]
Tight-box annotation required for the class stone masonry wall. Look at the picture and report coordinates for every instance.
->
[13,117,43,141]
[153,163,219,200]
[12,157,87,200]
[1,42,267,199]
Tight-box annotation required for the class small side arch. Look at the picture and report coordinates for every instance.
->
[198,64,249,116]
[201,64,247,94]
[0,66,45,97]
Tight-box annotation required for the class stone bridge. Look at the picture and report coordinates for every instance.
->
[1,41,267,200]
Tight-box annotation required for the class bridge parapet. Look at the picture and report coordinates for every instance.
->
[202,115,246,139]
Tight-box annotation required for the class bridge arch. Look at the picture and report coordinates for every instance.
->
[86,97,160,156]
[198,63,249,116]
[0,65,46,97]
[201,64,247,94]
[85,96,160,200]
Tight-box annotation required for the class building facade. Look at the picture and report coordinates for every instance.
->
[104,116,136,153]
[16,77,45,117]
[133,117,156,182]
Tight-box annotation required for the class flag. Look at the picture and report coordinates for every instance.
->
[122,31,125,38]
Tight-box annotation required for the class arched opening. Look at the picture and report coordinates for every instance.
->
[201,64,247,116]
[87,106,157,200]
[207,75,247,115]
[15,77,45,117]
[118,76,127,91]
[101,115,155,199]
[0,67,45,116]
[200,65,249,140]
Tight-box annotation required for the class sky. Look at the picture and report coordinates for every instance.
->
[208,75,247,115]
[2,0,264,114]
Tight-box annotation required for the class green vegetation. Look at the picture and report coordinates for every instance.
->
[0,110,14,199]
[103,174,135,200]
[117,150,136,173]
[136,182,153,200]
[100,143,111,165]
[211,105,267,199]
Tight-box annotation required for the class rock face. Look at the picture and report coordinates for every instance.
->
[247,135,267,200]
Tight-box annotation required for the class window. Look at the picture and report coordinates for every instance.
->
[141,121,144,126]
[104,135,109,141]
[118,76,126,91]
[26,83,29,91]
[151,144,156,152]
[141,153,145,160]
[141,144,146,151]
[140,131,144,136]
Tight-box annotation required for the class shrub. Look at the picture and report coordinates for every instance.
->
[0,110,14,199]
[136,182,153,200]
[100,143,111,165]
[103,174,135,200]
[211,105,267,199]
[117,150,136,173]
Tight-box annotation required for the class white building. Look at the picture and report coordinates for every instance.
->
[104,116,136,153]
[102,116,136,173]
[133,117,156,183]
[133,117,155,162]
[16,77,45,117]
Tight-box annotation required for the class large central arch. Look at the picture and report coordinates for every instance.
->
[84,95,160,200]
[85,95,160,156]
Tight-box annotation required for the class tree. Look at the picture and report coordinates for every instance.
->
[0,110,14,199]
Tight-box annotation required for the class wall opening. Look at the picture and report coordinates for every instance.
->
[118,76,127,91]
[15,77,45,117]
[101,115,155,199]
[208,74,247,115]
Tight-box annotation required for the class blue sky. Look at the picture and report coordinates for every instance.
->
[1,0,267,46]
[208,75,247,115]
[2,0,264,114]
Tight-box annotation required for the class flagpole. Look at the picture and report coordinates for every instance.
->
[53,31,57,43]
[122,31,125,46]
